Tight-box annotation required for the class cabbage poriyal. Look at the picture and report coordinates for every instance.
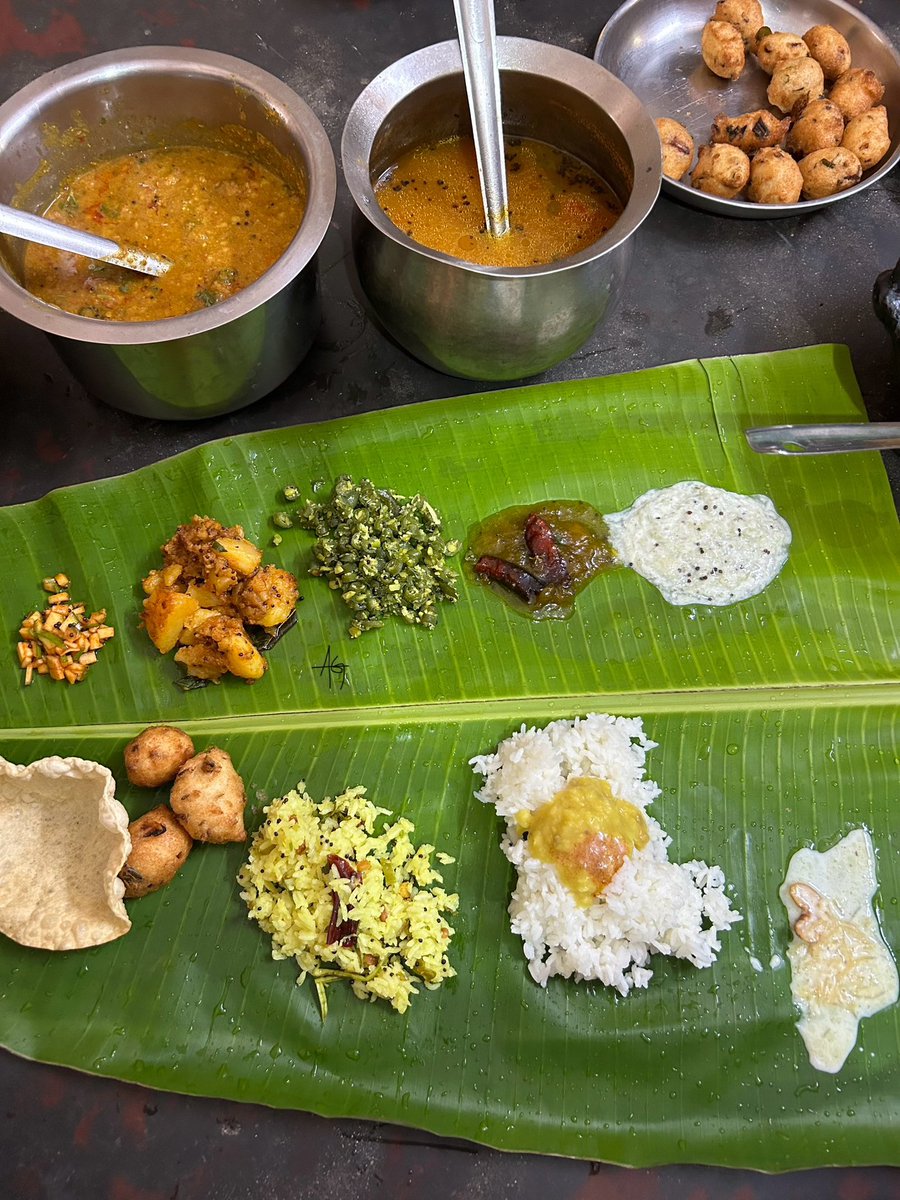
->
[238,783,458,1016]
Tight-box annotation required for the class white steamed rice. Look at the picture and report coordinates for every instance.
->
[470,713,740,995]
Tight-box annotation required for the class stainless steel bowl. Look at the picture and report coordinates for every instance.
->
[595,0,900,219]
[341,38,660,381]
[0,47,336,419]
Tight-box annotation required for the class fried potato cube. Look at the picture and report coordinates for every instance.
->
[702,19,746,80]
[175,613,266,681]
[124,725,195,788]
[170,748,246,843]
[213,536,263,577]
[141,587,200,654]
[233,566,300,628]
[119,804,193,898]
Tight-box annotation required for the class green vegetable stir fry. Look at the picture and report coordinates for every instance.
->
[294,476,460,638]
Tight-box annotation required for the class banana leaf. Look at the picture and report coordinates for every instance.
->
[0,344,898,1170]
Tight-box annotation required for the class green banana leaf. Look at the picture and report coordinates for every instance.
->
[0,344,898,1171]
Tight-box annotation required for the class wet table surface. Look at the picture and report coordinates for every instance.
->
[0,1,898,1198]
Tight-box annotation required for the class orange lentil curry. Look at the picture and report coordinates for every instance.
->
[374,134,622,268]
[23,146,306,321]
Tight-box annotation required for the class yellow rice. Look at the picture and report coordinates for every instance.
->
[237,782,458,1015]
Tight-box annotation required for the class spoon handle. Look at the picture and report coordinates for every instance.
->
[0,202,170,277]
[453,0,510,238]
[745,422,900,455]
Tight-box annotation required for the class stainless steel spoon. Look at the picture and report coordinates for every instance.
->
[745,422,900,455]
[0,202,171,276]
[452,0,510,239]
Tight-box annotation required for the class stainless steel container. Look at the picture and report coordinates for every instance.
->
[0,47,336,420]
[342,38,660,381]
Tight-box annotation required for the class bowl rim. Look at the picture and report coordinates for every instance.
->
[0,46,337,344]
[340,36,662,279]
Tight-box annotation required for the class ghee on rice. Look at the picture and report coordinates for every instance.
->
[238,783,458,1015]
[471,714,740,995]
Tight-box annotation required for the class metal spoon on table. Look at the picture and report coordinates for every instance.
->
[0,202,171,277]
[452,0,510,239]
[745,422,900,455]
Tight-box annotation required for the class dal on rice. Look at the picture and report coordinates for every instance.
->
[238,782,458,1016]
[471,714,741,995]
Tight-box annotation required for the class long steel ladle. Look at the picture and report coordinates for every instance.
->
[745,422,900,455]
[0,202,171,277]
[452,0,510,239]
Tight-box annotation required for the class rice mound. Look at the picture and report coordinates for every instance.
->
[470,714,740,995]
[238,782,458,1015]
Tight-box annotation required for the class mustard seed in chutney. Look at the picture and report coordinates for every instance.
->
[466,501,620,619]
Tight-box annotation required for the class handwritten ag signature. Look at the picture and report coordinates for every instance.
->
[313,645,349,690]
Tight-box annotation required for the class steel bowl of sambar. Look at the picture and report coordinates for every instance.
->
[0,47,335,420]
[342,38,660,382]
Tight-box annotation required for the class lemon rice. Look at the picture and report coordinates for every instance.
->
[238,783,458,1016]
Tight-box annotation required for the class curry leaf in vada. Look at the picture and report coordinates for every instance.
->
[711,109,790,154]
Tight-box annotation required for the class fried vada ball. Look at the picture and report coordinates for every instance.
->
[767,57,825,114]
[829,68,886,121]
[799,146,862,199]
[691,143,751,198]
[802,24,851,82]
[701,20,745,80]
[711,109,790,153]
[656,118,695,180]
[841,105,891,170]
[747,147,803,204]
[170,748,246,844]
[119,805,193,899]
[786,98,844,156]
[754,31,809,76]
[712,0,764,49]
[124,725,195,788]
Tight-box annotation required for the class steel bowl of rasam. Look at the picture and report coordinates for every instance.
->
[341,37,660,381]
[0,47,336,420]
